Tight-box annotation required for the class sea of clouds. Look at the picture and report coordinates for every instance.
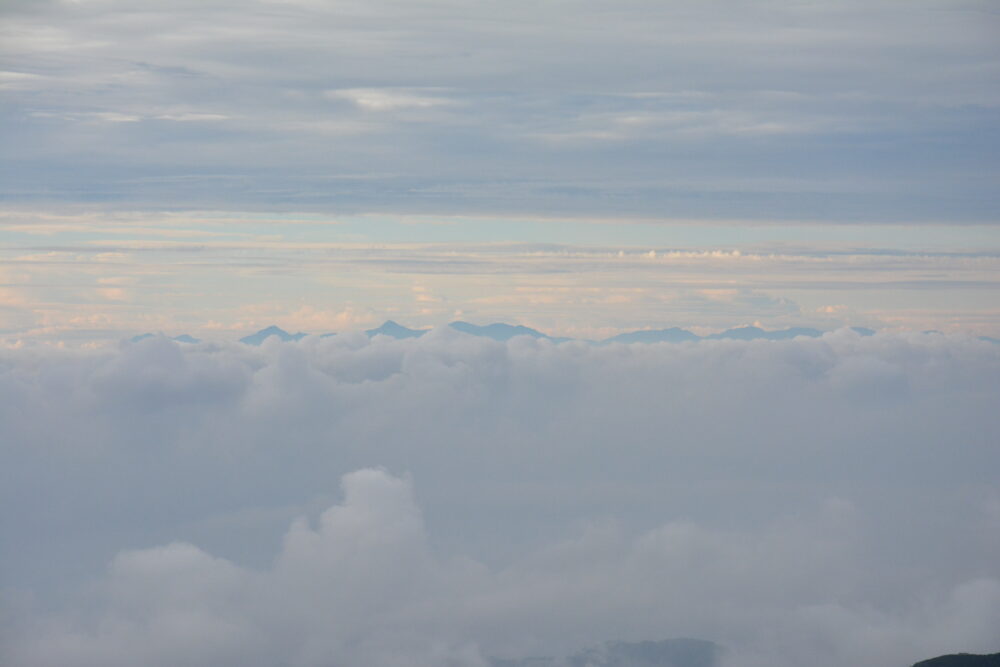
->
[2,329,999,666]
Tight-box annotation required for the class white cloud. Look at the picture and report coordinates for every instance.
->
[2,333,999,665]
[153,112,230,122]
[4,467,1000,666]
[5,469,486,667]
[326,88,455,112]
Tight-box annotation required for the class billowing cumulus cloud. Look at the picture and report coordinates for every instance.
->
[2,332,999,665]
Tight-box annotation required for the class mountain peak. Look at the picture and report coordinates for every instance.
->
[365,320,429,339]
[602,327,699,345]
[449,321,549,341]
[705,326,823,341]
[239,326,307,345]
[129,332,201,344]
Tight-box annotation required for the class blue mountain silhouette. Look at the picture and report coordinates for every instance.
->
[365,320,429,339]
[704,326,823,341]
[239,326,307,345]
[129,333,201,344]
[601,327,700,344]
[449,321,570,342]
[185,321,884,345]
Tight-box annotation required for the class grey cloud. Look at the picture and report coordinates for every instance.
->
[2,333,1000,665]
[2,0,998,220]
[4,468,1000,667]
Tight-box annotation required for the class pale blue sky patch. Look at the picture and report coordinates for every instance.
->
[2,208,999,340]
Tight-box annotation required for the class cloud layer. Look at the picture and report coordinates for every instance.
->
[3,0,998,220]
[3,331,1000,665]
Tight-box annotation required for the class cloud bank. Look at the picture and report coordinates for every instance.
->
[2,331,1000,666]
[3,0,998,220]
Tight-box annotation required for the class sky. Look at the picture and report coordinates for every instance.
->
[3,3,1000,667]
[2,0,1000,341]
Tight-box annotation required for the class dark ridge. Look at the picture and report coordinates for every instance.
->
[491,638,722,667]
[913,653,1000,667]
[704,325,823,341]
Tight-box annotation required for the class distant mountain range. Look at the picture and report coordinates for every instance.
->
[238,325,307,345]
[600,327,701,344]
[491,638,722,667]
[912,653,1000,667]
[128,321,1000,346]
[489,644,1000,667]
[450,320,566,342]
[365,320,428,339]
[361,319,572,342]
[485,645,1000,667]
[129,333,201,344]
[232,321,871,345]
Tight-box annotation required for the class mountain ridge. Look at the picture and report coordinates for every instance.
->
[491,638,722,667]
[128,321,1000,346]
[912,653,1000,667]
[129,332,201,344]
[234,321,876,344]
[239,325,307,345]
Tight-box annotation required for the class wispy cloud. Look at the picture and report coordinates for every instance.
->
[326,87,456,112]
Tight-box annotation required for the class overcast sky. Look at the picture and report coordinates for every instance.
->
[3,0,998,220]
[2,0,1000,340]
